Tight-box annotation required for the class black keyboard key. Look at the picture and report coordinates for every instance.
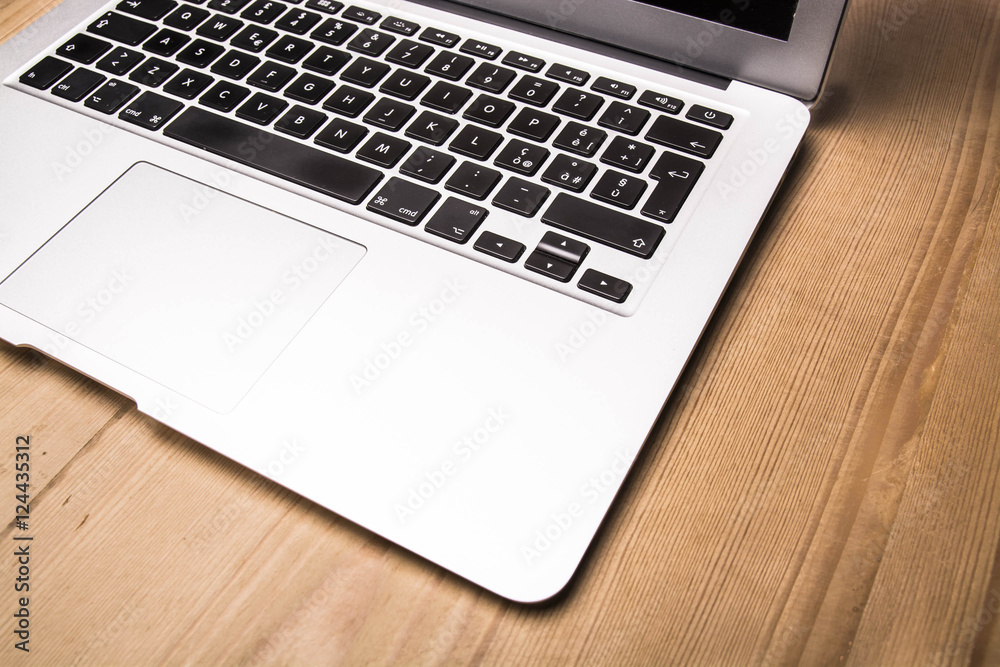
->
[247,61,296,91]
[385,40,434,68]
[274,105,327,138]
[463,94,515,127]
[591,76,635,100]
[547,63,589,86]
[642,151,704,223]
[231,25,278,52]
[52,68,106,102]
[537,231,588,265]
[164,106,382,203]
[646,116,722,158]
[380,69,430,100]
[356,132,410,167]
[119,90,183,129]
[164,4,210,30]
[524,250,576,282]
[340,57,389,87]
[322,85,374,116]
[129,57,179,86]
[362,97,414,131]
[591,170,647,209]
[266,35,314,63]
[601,135,655,173]
[541,154,596,192]
[57,34,112,64]
[425,52,473,80]
[117,0,178,21]
[97,46,145,74]
[347,29,394,56]
[420,27,459,48]
[236,91,287,123]
[305,0,343,14]
[275,9,323,34]
[686,104,733,130]
[19,56,72,90]
[315,117,367,152]
[552,88,604,120]
[508,75,558,107]
[143,29,190,57]
[493,178,549,217]
[85,78,140,113]
[466,63,515,93]
[425,197,487,243]
[637,89,683,115]
[542,193,663,258]
[474,231,523,262]
[420,80,470,114]
[449,125,503,160]
[196,14,244,40]
[494,139,548,176]
[445,162,501,200]
[176,39,224,67]
[301,46,350,75]
[399,146,454,183]
[507,107,559,142]
[208,0,252,14]
[502,51,544,72]
[311,18,358,45]
[89,12,157,46]
[284,72,334,103]
[367,177,439,226]
[597,101,650,136]
[460,39,500,60]
[578,269,631,303]
[163,68,214,98]
[552,121,606,157]
[199,79,249,110]
[343,6,380,24]
[381,16,419,36]
[210,50,260,79]
[240,0,286,24]
[405,111,458,145]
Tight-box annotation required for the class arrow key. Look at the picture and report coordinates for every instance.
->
[474,231,525,263]
[537,231,588,265]
[578,269,632,303]
[425,197,487,244]
[525,249,577,282]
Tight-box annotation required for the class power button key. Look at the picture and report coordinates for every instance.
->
[686,104,733,130]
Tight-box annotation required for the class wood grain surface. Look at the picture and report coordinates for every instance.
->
[1,0,999,664]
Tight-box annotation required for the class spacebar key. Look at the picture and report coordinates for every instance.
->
[541,193,664,258]
[164,107,382,205]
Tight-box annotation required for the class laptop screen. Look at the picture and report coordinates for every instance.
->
[630,0,799,41]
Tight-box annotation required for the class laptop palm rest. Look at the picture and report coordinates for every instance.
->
[0,162,366,414]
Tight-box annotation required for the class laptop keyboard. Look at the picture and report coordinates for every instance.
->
[12,0,737,308]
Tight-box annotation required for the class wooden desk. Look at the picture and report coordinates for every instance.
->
[2,0,998,663]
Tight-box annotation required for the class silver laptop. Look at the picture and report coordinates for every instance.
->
[0,0,848,601]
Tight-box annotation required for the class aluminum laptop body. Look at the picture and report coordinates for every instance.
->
[0,0,848,602]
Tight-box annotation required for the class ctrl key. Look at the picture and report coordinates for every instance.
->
[85,79,139,113]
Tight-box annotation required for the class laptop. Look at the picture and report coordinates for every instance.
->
[0,0,848,602]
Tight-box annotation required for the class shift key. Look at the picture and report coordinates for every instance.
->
[541,193,663,258]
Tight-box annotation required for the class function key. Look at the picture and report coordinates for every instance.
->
[381,16,419,36]
[637,89,683,114]
[686,104,733,130]
[475,231,524,263]
[420,27,459,48]
[578,269,631,303]
[116,0,178,21]
[57,33,112,64]
[502,51,544,72]
[88,12,157,46]
[591,76,635,100]
[460,39,501,60]
[342,6,380,24]
[305,0,344,13]
[547,63,589,86]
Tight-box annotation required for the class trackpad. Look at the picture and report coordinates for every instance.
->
[0,162,366,413]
